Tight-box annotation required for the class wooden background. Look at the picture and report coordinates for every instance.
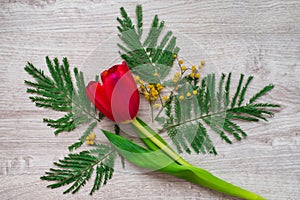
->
[1,0,299,199]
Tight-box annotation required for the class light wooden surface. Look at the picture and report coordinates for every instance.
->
[1,0,300,199]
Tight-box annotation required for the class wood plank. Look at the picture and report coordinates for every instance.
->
[1,0,299,199]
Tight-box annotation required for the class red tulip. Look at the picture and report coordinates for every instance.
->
[86,61,140,123]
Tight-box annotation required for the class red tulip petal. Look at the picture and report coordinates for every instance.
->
[101,70,109,83]
[86,62,139,123]
[85,81,99,105]
[86,81,114,121]
[102,62,129,85]
[129,89,140,119]
[107,68,139,122]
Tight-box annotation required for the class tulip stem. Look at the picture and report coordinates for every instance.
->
[150,104,154,123]
[131,117,266,200]
[131,118,191,167]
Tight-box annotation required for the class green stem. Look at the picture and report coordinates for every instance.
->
[154,92,172,120]
[159,106,240,133]
[131,117,265,200]
[162,164,266,200]
[150,103,154,123]
[131,117,191,167]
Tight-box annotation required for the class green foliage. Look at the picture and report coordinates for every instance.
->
[68,122,97,151]
[159,73,279,154]
[249,84,275,104]
[117,4,179,83]
[24,57,102,136]
[104,130,265,200]
[103,130,173,170]
[24,57,118,195]
[41,145,116,195]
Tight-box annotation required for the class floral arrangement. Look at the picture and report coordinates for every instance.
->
[24,5,279,199]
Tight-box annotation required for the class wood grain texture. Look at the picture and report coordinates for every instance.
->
[0,0,299,199]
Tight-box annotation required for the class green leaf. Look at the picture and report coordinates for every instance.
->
[41,145,116,195]
[25,57,102,136]
[104,130,265,200]
[103,130,174,170]
[224,72,231,108]
[68,121,97,151]
[217,73,226,111]
[249,84,275,104]
[135,4,143,38]
[238,76,253,106]
[231,74,244,108]
[117,5,179,82]
[161,73,278,153]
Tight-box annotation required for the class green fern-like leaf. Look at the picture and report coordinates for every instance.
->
[249,84,275,104]
[41,145,116,195]
[117,5,179,83]
[68,121,98,151]
[160,73,279,154]
[24,57,102,136]
[25,57,120,194]
[231,74,244,108]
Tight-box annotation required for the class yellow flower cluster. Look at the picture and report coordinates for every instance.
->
[134,56,205,107]
[178,90,198,100]
[85,132,96,145]
[144,83,164,101]
[135,75,164,103]
[176,58,205,80]
[163,95,169,101]
[189,65,201,79]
